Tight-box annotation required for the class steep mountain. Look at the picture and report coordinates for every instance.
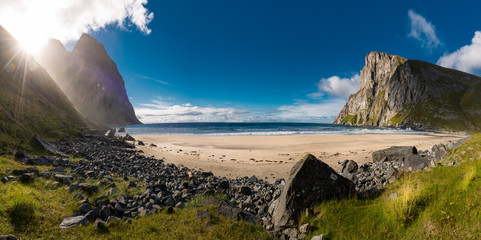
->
[38,34,141,127]
[0,26,87,147]
[334,51,481,132]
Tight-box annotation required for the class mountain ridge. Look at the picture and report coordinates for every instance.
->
[38,33,141,127]
[334,51,481,132]
[0,25,88,147]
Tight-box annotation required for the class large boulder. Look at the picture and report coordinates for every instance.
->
[372,146,417,163]
[272,154,356,231]
[404,154,430,172]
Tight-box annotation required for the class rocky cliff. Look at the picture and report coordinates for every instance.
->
[0,26,87,146]
[38,34,141,127]
[334,51,481,132]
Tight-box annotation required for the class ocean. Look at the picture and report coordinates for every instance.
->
[118,122,423,136]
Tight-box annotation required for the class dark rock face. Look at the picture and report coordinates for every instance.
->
[272,154,356,231]
[372,146,417,163]
[334,51,481,132]
[38,34,140,127]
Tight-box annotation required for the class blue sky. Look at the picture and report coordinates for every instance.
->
[2,0,481,123]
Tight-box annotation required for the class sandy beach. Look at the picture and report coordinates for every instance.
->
[133,133,465,180]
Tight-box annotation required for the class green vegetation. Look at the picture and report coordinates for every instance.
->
[341,114,358,125]
[0,28,89,152]
[302,134,481,239]
[0,156,270,239]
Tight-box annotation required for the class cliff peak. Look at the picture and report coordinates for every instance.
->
[334,52,481,132]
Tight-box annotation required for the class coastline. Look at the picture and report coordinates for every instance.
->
[133,133,466,180]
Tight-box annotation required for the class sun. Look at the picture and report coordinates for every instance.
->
[12,30,48,55]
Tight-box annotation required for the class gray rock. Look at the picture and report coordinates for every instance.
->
[282,228,298,239]
[86,208,100,222]
[79,203,92,214]
[118,127,126,133]
[311,235,324,240]
[388,192,399,200]
[14,150,27,162]
[431,144,448,160]
[341,160,358,174]
[372,146,417,163]
[12,167,38,176]
[299,223,310,234]
[94,218,107,229]
[79,183,98,195]
[404,154,429,172]
[59,215,88,229]
[30,137,64,156]
[0,235,17,240]
[50,167,64,173]
[272,154,356,231]
[19,173,35,183]
[54,174,72,184]
[128,180,137,188]
[100,206,111,221]
[197,197,223,207]
[196,209,212,219]
[240,186,252,195]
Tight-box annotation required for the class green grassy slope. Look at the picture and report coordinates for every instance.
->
[401,60,481,132]
[303,134,481,239]
[0,156,271,239]
[0,26,87,150]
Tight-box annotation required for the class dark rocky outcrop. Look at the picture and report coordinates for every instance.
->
[272,154,356,231]
[334,51,481,132]
[38,34,140,127]
[372,146,417,163]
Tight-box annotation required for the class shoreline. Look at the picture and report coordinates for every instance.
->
[133,133,466,180]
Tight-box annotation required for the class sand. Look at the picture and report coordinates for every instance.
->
[133,133,466,180]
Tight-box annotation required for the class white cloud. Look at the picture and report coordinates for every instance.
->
[275,99,346,122]
[309,74,360,99]
[0,0,153,51]
[135,99,251,123]
[407,9,442,49]
[135,98,345,123]
[437,31,481,74]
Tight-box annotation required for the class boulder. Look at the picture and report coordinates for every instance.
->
[118,127,126,133]
[59,215,88,229]
[340,160,358,174]
[404,154,429,172]
[272,154,356,231]
[14,151,27,162]
[105,129,116,138]
[12,167,39,176]
[372,146,417,163]
[431,144,448,160]
[79,183,99,195]
[30,137,64,156]
[196,209,212,220]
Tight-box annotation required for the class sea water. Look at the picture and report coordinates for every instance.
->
[118,122,423,136]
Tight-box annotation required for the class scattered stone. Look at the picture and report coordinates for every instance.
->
[340,160,358,174]
[79,183,99,195]
[59,215,88,229]
[197,197,223,207]
[79,203,92,214]
[30,136,64,156]
[14,150,27,161]
[94,218,107,229]
[299,223,310,234]
[137,141,145,146]
[388,192,399,200]
[0,235,17,240]
[240,186,252,195]
[196,209,212,219]
[54,174,72,184]
[12,167,39,176]
[19,173,35,183]
[311,234,324,240]
[118,127,126,133]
